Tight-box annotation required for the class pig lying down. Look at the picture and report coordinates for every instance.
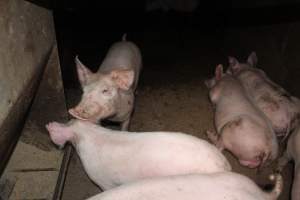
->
[45,119,231,190]
[86,172,283,200]
[228,52,300,138]
[205,64,278,168]
[69,35,142,130]
[278,125,300,200]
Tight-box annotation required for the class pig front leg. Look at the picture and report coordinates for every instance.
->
[45,122,74,148]
[206,130,224,150]
[277,151,291,172]
[121,118,130,131]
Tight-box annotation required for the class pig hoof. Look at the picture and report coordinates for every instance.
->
[46,122,72,148]
[206,130,218,143]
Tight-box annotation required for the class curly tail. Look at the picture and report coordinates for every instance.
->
[122,33,127,41]
[267,173,283,200]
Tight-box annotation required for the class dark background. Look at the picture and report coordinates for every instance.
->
[47,0,300,89]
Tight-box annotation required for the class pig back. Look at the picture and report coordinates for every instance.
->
[86,172,272,200]
[237,69,300,135]
[213,76,269,132]
[98,41,142,89]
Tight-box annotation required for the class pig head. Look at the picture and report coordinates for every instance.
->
[69,57,135,127]
[206,64,278,168]
[227,51,258,74]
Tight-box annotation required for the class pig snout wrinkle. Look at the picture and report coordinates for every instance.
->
[68,109,89,121]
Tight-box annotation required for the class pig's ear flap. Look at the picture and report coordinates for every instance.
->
[228,56,241,74]
[228,56,239,68]
[215,64,224,81]
[75,56,93,86]
[204,78,216,89]
[110,69,135,90]
[247,51,257,67]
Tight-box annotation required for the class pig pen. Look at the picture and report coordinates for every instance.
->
[54,8,300,200]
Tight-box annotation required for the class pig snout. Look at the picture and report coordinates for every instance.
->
[68,103,105,123]
[239,151,270,169]
[68,108,90,121]
[239,159,261,168]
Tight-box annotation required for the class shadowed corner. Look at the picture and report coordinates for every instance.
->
[25,0,54,10]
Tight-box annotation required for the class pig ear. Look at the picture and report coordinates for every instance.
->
[228,56,239,67]
[228,56,241,73]
[247,52,257,67]
[110,69,134,90]
[204,78,216,89]
[215,64,224,81]
[75,56,93,86]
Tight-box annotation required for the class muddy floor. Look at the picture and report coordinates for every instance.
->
[58,22,300,199]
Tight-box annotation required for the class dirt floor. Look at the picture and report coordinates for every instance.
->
[59,23,299,199]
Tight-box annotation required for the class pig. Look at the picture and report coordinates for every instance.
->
[45,119,232,190]
[86,172,283,200]
[227,52,300,138]
[205,64,278,168]
[69,35,142,130]
[277,124,300,200]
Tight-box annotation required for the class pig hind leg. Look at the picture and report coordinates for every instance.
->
[46,122,74,148]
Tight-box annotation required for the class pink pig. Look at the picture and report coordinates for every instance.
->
[45,119,231,190]
[278,124,300,200]
[205,64,278,168]
[86,172,282,200]
[227,52,300,138]
[69,35,142,130]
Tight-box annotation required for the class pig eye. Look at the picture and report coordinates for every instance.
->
[102,89,109,94]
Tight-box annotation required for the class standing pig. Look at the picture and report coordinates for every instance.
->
[228,52,300,138]
[277,124,300,200]
[86,172,282,200]
[45,119,231,190]
[205,64,278,168]
[69,35,142,130]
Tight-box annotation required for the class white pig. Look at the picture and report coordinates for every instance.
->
[69,35,142,130]
[45,119,231,190]
[277,124,300,200]
[228,52,300,138]
[205,64,278,168]
[86,172,283,200]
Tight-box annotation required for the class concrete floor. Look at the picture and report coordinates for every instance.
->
[59,22,300,199]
